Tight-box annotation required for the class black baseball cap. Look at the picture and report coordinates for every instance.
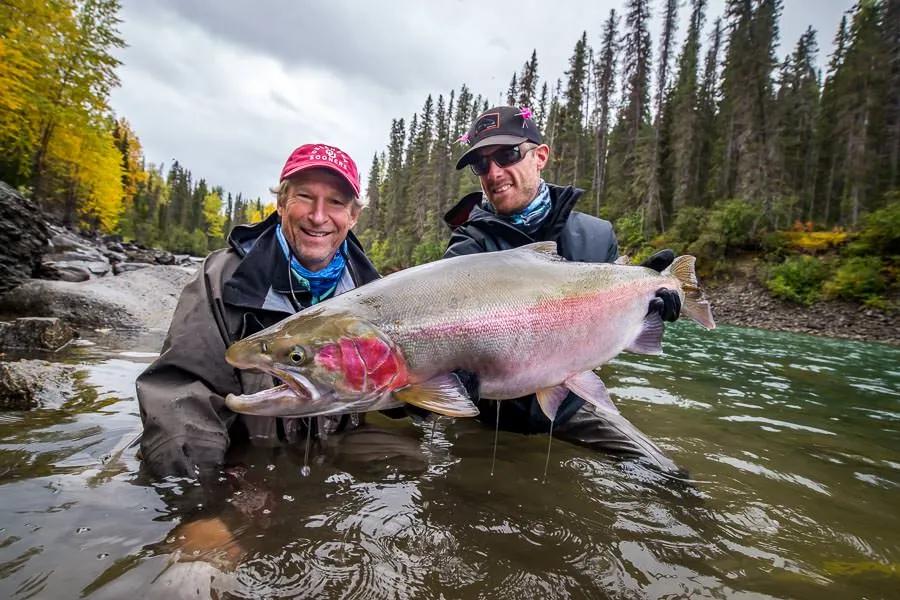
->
[455,106,543,170]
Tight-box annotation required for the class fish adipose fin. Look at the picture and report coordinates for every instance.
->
[626,312,665,355]
[536,385,570,421]
[393,373,479,418]
[663,255,716,330]
[565,371,619,414]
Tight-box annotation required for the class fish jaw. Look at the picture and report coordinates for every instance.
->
[225,384,404,418]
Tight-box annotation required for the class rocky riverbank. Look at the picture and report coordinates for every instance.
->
[706,278,899,346]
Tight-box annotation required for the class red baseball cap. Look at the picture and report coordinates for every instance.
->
[279,143,360,197]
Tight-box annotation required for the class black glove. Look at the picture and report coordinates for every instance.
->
[648,288,681,322]
[640,249,681,322]
[640,249,675,272]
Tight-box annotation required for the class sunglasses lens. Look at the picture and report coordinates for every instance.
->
[493,147,521,167]
[470,157,490,176]
[469,146,523,176]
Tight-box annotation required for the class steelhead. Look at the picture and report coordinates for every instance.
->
[224,242,715,421]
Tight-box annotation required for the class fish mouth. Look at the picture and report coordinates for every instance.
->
[225,367,325,417]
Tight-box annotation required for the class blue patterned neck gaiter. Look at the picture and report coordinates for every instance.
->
[482,180,551,235]
[275,224,346,304]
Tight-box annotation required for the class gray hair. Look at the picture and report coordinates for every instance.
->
[269,177,368,210]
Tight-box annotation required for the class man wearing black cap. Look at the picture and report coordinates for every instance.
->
[444,106,682,473]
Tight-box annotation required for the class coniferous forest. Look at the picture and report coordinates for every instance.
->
[1,0,898,306]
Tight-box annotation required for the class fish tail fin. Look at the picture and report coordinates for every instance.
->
[663,255,716,330]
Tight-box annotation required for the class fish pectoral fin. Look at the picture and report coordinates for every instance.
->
[535,385,570,421]
[626,312,665,355]
[393,373,479,418]
[564,371,619,415]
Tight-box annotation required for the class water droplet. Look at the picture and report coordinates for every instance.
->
[97,553,108,559]
[76,527,90,534]
[262,509,271,515]
[282,495,294,502]
[267,464,276,471]
[300,466,311,477]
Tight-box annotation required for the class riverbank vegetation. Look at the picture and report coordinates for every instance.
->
[1,0,897,308]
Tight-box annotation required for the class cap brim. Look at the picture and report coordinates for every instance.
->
[454,135,530,170]
[281,163,360,197]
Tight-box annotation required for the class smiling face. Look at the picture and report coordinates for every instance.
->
[476,143,550,215]
[278,168,360,271]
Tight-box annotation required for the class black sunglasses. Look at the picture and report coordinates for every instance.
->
[469,144,535,176]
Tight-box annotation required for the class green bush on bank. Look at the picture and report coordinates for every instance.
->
[766,255,832,305]
[823,256,888,306]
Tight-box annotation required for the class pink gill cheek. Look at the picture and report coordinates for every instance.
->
[339,338,366,391]
[315,343,342,372]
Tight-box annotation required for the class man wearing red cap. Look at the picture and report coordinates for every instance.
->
[137,143,380,478]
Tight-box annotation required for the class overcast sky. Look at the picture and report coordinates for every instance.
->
[110,0,856,205]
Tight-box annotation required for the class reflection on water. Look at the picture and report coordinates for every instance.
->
[0,324,898,599]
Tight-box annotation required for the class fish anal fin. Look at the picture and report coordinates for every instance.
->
[393,373,479,418]
[626,312,665,355]
[536,385,570,421]
[564,371,618,414]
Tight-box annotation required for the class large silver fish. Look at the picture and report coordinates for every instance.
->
[224,242,715,421]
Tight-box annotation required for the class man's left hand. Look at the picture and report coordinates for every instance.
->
[640,249,681,322]
[648,288,681,322]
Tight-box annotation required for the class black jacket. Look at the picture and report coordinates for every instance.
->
[443,184,618,433]
[137,212,380,477]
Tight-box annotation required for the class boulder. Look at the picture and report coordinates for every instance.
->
[0,359,80,410]
[0,181,50,293]
[112,262,152,275]
[0,317,77,350]
[0,265,196,330]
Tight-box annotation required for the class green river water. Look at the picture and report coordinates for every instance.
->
[0,323,897,599]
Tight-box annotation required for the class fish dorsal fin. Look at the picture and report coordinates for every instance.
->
[518,241,563,260]
[393,373,479,418]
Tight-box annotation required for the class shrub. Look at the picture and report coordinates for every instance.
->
[849,199,900,256]
[765,255,830,305]
[823,256,887,303]
[411,241,444,265]
[614,211,646,255]
[660,207,707,254]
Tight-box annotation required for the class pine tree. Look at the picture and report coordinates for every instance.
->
[668,0,707,215]
[592,9,620,215]
[644,0,679,233]
[518,50,540,108]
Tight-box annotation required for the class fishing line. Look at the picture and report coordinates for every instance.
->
[490,401,501,477]
[301,417,312,477]
[542,418,554,484]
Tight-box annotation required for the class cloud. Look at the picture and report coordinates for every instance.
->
[110,0,856,204]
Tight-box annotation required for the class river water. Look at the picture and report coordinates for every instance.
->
[0,323,897,599]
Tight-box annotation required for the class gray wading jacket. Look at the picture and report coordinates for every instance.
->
[136,212,380,478]
[443,183,619,432]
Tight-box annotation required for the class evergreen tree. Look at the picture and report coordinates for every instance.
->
[592,9,620,215]
[518,50,540,108]
[668,0,707,215]
[644,0,679,233]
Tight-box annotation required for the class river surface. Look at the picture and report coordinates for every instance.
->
[0,324,898,599]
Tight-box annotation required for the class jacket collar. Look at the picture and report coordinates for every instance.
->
[223,212,378,313]
[443,184,583,238]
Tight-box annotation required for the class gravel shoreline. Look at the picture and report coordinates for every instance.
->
[706,278,899,346]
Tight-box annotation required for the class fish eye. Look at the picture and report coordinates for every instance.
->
[288,346,306,364]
